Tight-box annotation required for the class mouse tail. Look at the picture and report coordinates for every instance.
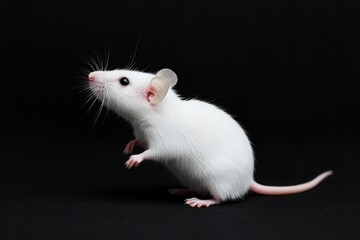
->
[250,170,333,195]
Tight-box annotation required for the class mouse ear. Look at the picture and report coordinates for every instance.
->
[146,76,171,104]
[156,68,178,87]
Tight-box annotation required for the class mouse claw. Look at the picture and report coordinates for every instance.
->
[125,154,144,169]
[124,162,130,169]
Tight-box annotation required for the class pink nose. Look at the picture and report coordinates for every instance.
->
[88,73,96,81]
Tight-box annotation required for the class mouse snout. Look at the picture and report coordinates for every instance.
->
[88,72,96,81]
[88,71,106,84]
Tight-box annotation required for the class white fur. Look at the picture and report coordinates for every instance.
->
[89,69,254,201]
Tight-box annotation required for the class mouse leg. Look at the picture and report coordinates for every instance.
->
[184,197,221,208]
[123,139,142,155]
[167,188,195,196]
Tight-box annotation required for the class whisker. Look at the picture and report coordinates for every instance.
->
[104,90,111,118]
[89,56,101,71]
[69,64,92,75]
[104,46,110,71]
[92,48,103,71]
[81,56,97,72]
[128,60,138,71]
[86,92,101,113]
[92,91,106,127]
[141,63,152,72]
[126,33,141,70]
[74,86,92,94]
[82,90,97,104]
[76,65,91,73]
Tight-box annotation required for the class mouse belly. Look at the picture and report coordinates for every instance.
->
[163,155,254,201]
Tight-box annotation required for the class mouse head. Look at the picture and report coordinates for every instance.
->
[88,68,178,120]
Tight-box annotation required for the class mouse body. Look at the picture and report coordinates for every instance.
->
[87,68,333,207]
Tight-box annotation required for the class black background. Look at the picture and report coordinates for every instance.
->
[1,0,360,239]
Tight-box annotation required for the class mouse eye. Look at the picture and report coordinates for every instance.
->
[119,77,130,86]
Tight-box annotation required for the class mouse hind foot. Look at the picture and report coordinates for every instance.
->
[184,197,221,208]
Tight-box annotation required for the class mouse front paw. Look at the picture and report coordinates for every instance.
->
[124,154,144,169]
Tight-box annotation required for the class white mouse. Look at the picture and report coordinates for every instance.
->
[87,68,333,208]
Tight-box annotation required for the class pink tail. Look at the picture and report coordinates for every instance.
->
[250,170,333,195]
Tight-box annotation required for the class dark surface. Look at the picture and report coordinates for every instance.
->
[1,0,360,239]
